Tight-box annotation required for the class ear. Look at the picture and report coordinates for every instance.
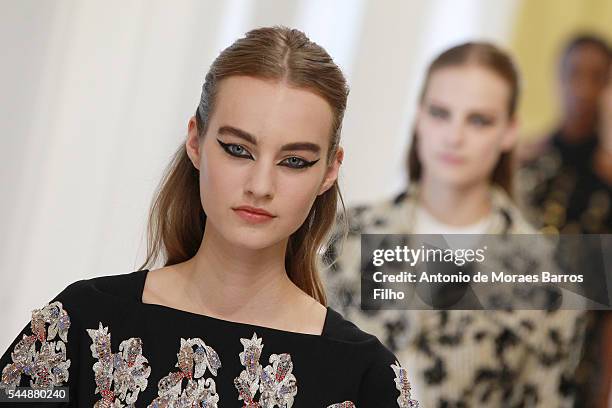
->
[185,116,202,170]
[500,117,519,152]
[317,146,344,196]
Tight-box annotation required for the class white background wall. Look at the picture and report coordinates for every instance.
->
[0,0,519,351]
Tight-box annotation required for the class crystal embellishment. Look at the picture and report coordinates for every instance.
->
[0,301,71,389]
[391,361,419,408]
[234,332,297,407]
[87,323,151,407]
[147,338,221,408]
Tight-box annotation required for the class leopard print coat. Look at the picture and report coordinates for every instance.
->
[320,184,587,408]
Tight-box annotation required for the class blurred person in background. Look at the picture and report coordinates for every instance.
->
[518,34,611,234]
[517,34,612,408]
[321,42,586,407]
[571,62,612,408]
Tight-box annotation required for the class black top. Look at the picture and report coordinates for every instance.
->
[0,270,418,407]
[522,130,612,234]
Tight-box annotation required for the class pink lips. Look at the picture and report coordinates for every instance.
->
[438,152,465,165]
[232,206,276,224]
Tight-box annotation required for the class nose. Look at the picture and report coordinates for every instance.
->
[444,121,467,147]
[244,159,275,200]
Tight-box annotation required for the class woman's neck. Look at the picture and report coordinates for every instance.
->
[418,177,492,227]
[178,223,307,324]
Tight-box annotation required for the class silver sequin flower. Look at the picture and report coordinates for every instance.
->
[234,333,297,408]
[87,323,151,407]
[0,301,71,390]
[147,338,221,408]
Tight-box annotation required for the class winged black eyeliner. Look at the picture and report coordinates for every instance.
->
[217,138,320,169]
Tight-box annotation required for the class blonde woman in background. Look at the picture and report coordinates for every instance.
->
[321,42,586,407]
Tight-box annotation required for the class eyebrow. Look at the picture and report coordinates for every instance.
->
[427,101,498,117]
[217,125,321,154]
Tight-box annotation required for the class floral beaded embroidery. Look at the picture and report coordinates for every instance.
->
[87,323,151,407]
[234,333,297,407]
[0,301,71,389]
[147,338,221,408]
[325,363,418,408]
[391,361,419,408]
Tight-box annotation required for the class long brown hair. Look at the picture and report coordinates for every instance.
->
[407,42,520,195]
[137,26,350,305]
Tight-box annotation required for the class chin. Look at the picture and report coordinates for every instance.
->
[225,229,284,252]
[430,166,469,182]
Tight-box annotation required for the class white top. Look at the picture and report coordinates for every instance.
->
[412,204,493,248]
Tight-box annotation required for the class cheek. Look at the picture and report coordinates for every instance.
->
[466,129,506,169]
[199,151,242,214]
[277,172,322,221]
[416,119,444,161]
[474,128,506,153]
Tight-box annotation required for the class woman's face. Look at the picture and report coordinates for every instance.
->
[186,76,342,251]
[415,64,517,189]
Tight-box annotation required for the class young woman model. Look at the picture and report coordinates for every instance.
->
[321,42,585,407]
[0,26,418,407]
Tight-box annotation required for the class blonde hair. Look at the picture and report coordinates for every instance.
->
[138,26,350,305]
